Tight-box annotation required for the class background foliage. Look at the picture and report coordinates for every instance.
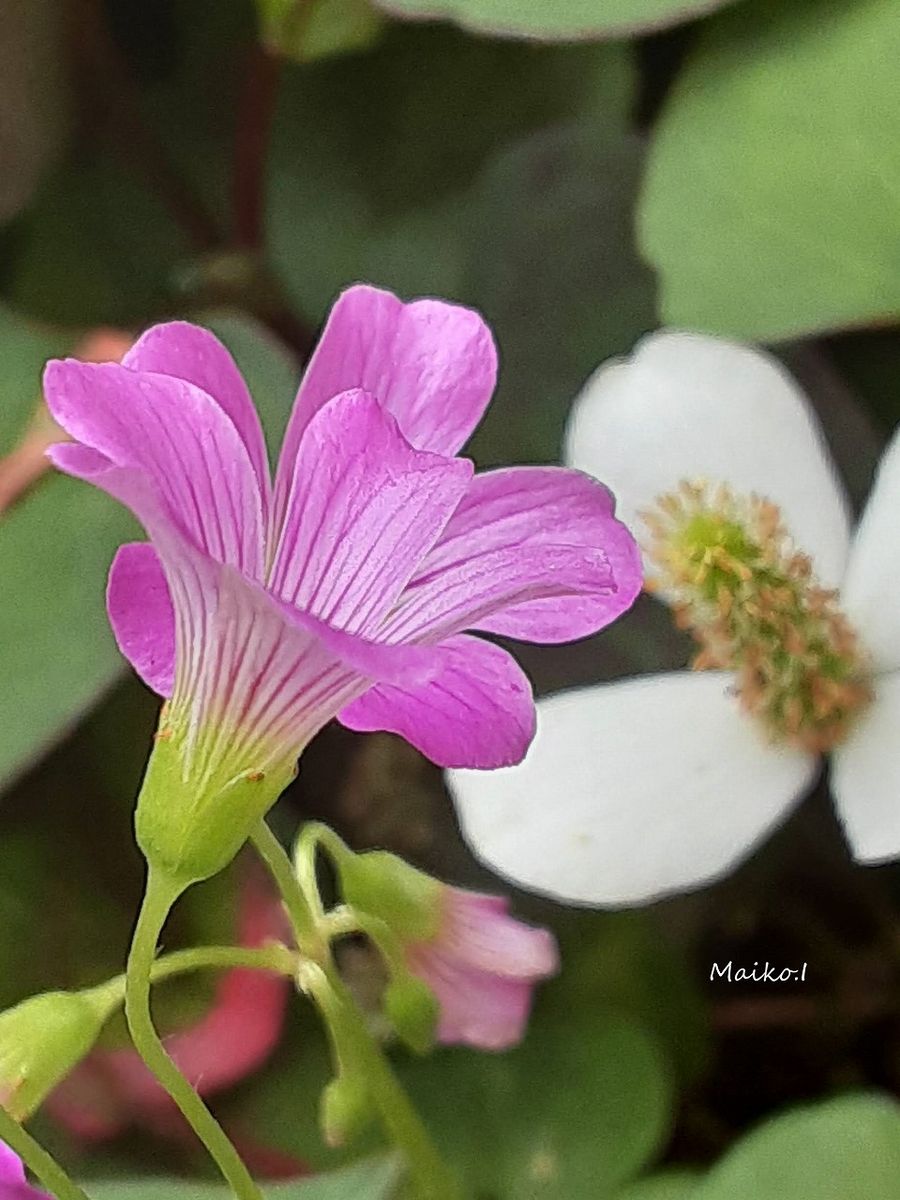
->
[1,0,899,1194]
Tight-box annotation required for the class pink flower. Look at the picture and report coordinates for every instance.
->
[44,285,639,822]
[0,1146,47,1200]
[406,889,558,1051]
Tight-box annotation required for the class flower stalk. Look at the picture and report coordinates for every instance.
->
[0,1105,87,1200]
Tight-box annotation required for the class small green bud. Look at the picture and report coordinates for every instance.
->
[383,976,439,1056]
[339,851,442,943]
[0,989,114,1120]
[320,1072,374,1148]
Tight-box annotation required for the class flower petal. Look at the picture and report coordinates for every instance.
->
[270,389,472,636]
[412,954,537,1051]
[382,544,617,646]
[338,635,536,769]
[0,1144,25,1185]
[448,671,817,906]
[830,671,900,863]
[565,332,851,590]
[106,543,175,696]
[841,426,900,672]
[412,466,642,642]
[123,321,272,520]
[273,284,496,523]
[44,358,265,577]
[439,891,558,979]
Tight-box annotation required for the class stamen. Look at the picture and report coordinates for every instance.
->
[642,481,872,752]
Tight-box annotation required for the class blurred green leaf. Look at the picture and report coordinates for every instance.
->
[5,157,189,326]
[400,1003,673,1198]
[0,474,137,789]
[371,0,740,39]
[88,1155,402,1198]
[0,306,62,452]
[617,1175,702,1200]
[463,124,656,466]
[693,1093,900,1199]
[259,0,386,62]
[267,26,633,321]
[640,0,900,340]
[550,911,709,1087]
[0,0,69,224]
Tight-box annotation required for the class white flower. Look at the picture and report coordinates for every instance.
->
[447,332,900,906]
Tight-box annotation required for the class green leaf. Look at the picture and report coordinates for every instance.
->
[87,1156,402,1199]
[268,25,634,322]
[640,0,900,340]
[617,1173,703,1199]
[0,306,62,452]
[371,0,740,39]
[6,156,189,326]
[693,1093,900,1199]
[0,472,137,788]
[400,1004,673,1198]
[259,0,386,62]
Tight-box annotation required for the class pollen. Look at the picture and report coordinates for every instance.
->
[642,480,872,753]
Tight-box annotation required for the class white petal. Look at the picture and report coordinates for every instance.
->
[830,671,900,863]
[448,671,816,906]
[565,331,851,589]
[841,427,900,672]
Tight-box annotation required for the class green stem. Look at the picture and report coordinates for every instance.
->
[251,821,321,954]
[0,1105,88,1200]
[125,869,264,1200]
[252,821,461,1200]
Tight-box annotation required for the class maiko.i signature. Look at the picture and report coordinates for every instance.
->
[710,961,809,983]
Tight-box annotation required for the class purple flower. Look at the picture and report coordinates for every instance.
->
[405,888,558,1051]
[44,285,639,810]
[0,1146,47,1200]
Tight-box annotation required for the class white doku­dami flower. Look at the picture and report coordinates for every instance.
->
[448,332,900,906]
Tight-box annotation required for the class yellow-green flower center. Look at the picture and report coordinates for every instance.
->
[643,481,872,753]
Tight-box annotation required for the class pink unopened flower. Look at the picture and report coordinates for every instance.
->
[406,888,558,1051]
[43,285,639,880]
[0,1145,47,1200]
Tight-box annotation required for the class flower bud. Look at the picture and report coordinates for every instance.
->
[383,976,439,1056]
[319,1072,374,1148]
[339,851,441,943]
[0,988,115,1121]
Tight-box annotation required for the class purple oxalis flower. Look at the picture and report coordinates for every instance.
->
[44,285,640,872]
[0,1146,47,1200]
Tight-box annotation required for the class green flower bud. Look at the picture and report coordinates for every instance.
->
[320,1072,374,1148]
[339,851,442,943]
[0,988,115,1120]
[383,976,439,1056]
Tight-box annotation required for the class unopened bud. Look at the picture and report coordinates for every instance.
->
[384,976,439,1056]
[320,1072,374,1148]
[0,988,114,1120]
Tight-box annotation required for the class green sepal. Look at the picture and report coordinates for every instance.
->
[338,851,442,944]
[135,727,296,887]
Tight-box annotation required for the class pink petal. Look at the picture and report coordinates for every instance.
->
[381,544,617,646]
[408,949,535,1051]
[0,1146,25,1186]
[273,285,496,525]
[440,891,559,979]
[415,466,643,642]
[339,635,535,768]
[43,359,265,578]
[270,389,472,636]
[106,543,175,696]
[124,322,273,523]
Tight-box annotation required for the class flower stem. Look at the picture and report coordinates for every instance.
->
[0,1105,88,1200]
[125,868,264,1200]
[251,821,461,1200]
